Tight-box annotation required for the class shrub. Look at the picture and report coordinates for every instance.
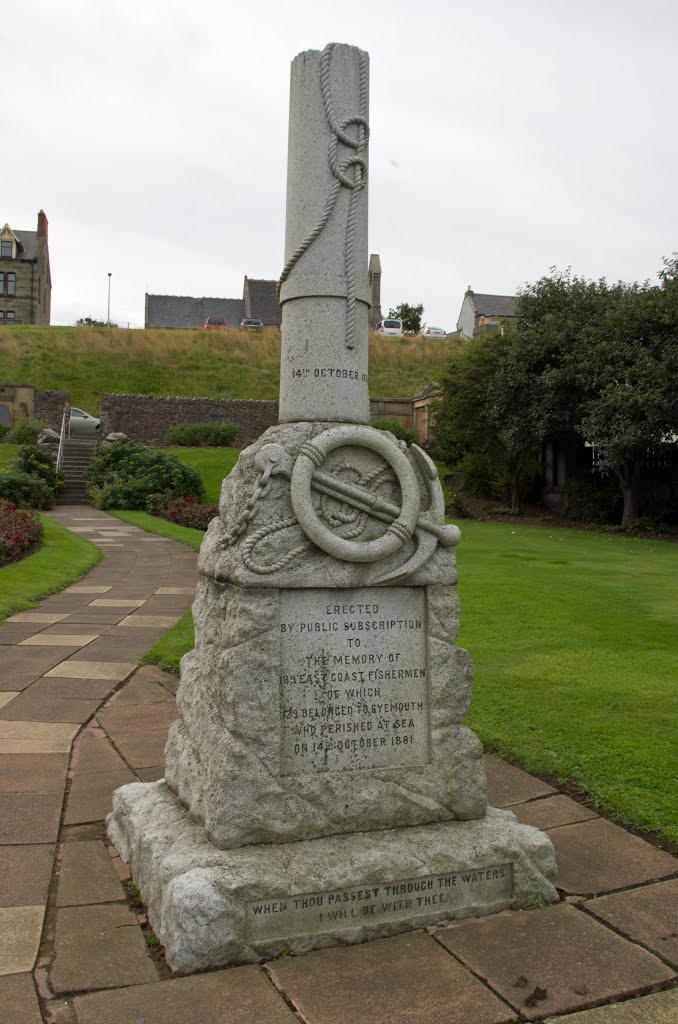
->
[0,470,54,509]
[565,475,623,524]
[86,441,204,510]
[0,423,9,440]
[6,418,44,444]
[165,421,238,447]
[455,451,505,501]
[15,444,59,490]
[0,498,44,564]
[146,493,218,530]
[371,419,419,446]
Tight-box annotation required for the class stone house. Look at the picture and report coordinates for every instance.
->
[0,211,51,325]
[145,277,282,330]
[456,287,517,339]
[145,254,384,330]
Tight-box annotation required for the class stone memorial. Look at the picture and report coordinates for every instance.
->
[108,41,557,973]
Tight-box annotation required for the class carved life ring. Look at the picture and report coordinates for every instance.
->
[290,425,421,563]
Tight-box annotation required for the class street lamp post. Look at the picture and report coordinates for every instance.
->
[107,273,112,327]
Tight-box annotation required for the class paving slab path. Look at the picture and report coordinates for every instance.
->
[0,506,676,1024]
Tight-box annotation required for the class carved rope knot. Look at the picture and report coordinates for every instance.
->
[299,440,325,468]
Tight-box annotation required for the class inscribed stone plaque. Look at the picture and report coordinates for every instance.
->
[246,864,513,939]
[279,587,429,774]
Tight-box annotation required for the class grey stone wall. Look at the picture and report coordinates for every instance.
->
[34,388,69,430]
[99,394,280,447]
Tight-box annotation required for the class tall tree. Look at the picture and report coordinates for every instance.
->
[388,303,424,334]
[519,263,678,525]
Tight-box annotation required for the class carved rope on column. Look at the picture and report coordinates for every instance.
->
[277,42,369,350]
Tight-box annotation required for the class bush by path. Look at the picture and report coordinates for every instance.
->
[0,499,44,565]
[86,441,204,510]
[0,516,101,621]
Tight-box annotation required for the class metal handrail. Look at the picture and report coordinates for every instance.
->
[56,408,70,472]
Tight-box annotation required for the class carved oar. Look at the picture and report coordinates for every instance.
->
[257,443,457,547]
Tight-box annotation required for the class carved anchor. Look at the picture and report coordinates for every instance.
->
[255,425,460,584]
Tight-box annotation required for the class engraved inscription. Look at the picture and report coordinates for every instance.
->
[290,367,368,382]
[246,865,513,940]
[279,588,429,774]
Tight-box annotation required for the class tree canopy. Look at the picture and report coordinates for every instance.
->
[434,259,678,524]
[388,303,424,334]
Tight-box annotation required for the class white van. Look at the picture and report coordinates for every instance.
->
[375,318,404,336]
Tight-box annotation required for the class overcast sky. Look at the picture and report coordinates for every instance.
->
[4,0,677,330]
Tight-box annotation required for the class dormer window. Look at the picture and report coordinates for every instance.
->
[0,241,13,259]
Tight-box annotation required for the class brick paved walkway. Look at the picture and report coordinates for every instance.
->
[0,507,676,1023]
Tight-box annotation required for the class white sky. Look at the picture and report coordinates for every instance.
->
[4,0,677,330]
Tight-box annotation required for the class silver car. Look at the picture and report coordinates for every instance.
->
[70,407,100,434]
[420,326,446,338]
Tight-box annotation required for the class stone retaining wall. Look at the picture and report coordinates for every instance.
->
[34,388,70,430]
[99,394,280,447]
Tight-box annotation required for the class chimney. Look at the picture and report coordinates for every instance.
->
[37,210,48,240]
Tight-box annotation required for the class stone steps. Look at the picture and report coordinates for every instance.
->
[55,438,99,505]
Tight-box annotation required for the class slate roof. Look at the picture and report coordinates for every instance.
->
[244,278,281,326]
[471,293,518,318]
[12,230,40,260]
[145,295,245,329]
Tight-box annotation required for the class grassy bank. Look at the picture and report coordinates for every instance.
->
[0,515,101,621]
[166,447,239,503]
[0,325,459,412]
[108,509,204,550]
[457,522,677,845]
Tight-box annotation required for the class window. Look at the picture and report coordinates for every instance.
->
[0,312,4,323]
[0,272,15,296]
[5,311,15,322]
[0,241,12,258]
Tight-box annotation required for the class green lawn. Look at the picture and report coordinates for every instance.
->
[0,443,20,471]
[0,515,101,621]
[165,447,240,503]
[457,522,677,845]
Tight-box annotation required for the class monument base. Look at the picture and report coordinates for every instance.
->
[108,781,558,974]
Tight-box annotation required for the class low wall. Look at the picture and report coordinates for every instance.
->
[99,394,279,447]
[0,383,69,432]
[34,388,70,431]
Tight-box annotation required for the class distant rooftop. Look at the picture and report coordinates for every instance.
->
[469,292,518,318]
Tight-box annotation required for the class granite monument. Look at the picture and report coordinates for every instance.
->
[108,41,557,973]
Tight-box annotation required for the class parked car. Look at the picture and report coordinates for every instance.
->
[70,407,100,434]
[420,326,446,338]
[375,319,404,336]
[204,317,229,330]
[240,318,264,331]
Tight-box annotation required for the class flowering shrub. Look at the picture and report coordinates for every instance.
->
[87,441,204,510]
[146,493,218,531]
[0,498,44,565]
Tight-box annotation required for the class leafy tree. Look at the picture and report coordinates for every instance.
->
[435,328,556,512]
[519,263,678,526]
[76,316,117,327]
[388,303,424,334]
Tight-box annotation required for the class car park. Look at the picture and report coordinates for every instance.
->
[204,317,229,330]
[375,318,404,336]
[420,326,446,338]
[70,407,100,433]
[240,318,264,331]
